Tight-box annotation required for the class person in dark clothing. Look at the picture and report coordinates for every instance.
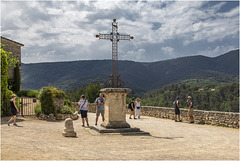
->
[173,96,182,122]
[129,99,136,119]
[7,94,19,126]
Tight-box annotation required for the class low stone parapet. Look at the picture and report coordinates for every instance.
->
[72,102,239,128]
[140,106,239,128]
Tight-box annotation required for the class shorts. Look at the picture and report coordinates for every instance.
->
[96,110,104,117]
[11,109,17,115]
[80,110,88,118]
[174,107,180,115]
[188,108,194,116]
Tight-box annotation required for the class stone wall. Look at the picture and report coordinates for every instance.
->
[73,102,239,128]
[140,106,239,128]
[1,36,24,78]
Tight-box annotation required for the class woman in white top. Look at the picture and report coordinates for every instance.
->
[135,98,141,119]
[78,95,89,127]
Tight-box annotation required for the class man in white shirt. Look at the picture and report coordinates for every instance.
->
[78,95,89,127]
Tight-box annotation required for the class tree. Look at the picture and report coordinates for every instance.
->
[1,44,14,116]
[85,82,102,103]
[13,62,21,92]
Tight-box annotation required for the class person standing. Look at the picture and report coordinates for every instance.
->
[129,98,136,119]
[135,98,141,119]
[7,94,19,126]
[95,93,105,126]
[187,96,194,123]
[78,95,89,127]
[173,96,182,122]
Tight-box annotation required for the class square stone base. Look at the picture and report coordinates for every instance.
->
[89,125,150,135]
[101,121,130,129]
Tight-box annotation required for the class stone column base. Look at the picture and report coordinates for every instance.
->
[101,121,130,129]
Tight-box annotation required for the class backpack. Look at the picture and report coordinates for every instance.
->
[128,103,132,109]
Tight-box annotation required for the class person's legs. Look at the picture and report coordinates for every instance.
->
[96,110,100,125]
[85,118,89,126]
[138,108,141,118]
[100,110,105,122]
[178,114,181,121]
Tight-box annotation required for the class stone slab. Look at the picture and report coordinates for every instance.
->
[87,125,150,135]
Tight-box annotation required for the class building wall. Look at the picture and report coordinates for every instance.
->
[1,36,24,83]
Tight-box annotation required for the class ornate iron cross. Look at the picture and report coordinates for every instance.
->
[96,19,134,88]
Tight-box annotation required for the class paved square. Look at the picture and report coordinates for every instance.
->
[1,113,239,160]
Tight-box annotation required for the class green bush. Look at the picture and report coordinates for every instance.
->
[39,87,56,115]
[58,105,74,114]
[17,90,39,98]
[39,86,66,115]
[34,104,41,117]
[13,63,21,93]
[64,98,72,107]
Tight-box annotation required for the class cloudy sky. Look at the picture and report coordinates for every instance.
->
[1,0,239,63]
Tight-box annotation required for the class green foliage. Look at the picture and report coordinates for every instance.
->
[64,98,72,107]
[39,87,56,115]
[57,105,74,114]
[142,82,239,112]
[34,104,41,117]
[13,62,21,92]
[1,44,14,116]
[85,82,102,103]
[17,90,39,98]
[67,82,102,103]
[7,78,15,91]
[50,87,66,98]
[39,86,66,115]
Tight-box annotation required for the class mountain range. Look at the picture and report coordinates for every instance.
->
[21,49,239,94]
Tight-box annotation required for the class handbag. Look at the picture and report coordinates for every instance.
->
[78,100,86,114]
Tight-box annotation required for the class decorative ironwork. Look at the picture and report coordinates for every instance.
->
[96,19,134,88]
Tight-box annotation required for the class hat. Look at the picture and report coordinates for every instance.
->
[81,95,85,98]
[12,94,16,98]
[136,97,141,101]
[188,96,191,99]
[176,96,179,99]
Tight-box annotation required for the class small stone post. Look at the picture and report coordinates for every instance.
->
[62,118,77,137]
[100,88,131,128]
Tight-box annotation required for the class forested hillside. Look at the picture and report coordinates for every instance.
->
[141,82,239,112]
[22,49,239,95]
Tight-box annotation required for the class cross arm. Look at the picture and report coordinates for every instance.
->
[96,33,112,40]
[118,34,134,40]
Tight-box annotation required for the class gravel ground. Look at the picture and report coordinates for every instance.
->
[1,113,239,160]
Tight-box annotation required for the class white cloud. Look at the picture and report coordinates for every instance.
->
[197,45,238,57]
[1,1,239,63]
[121,48,146,61]
[161,46,174,57]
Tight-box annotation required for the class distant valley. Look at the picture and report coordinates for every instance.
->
[21,49,239,95]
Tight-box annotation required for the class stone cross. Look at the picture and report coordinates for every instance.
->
[96,19,134,88]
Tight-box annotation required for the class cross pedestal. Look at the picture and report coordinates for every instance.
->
[89,88,150,135]
[100,88,131,129]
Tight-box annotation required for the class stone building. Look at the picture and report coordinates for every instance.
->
[1,36,24,85]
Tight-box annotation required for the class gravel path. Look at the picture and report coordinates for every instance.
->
[1,113,239,160]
